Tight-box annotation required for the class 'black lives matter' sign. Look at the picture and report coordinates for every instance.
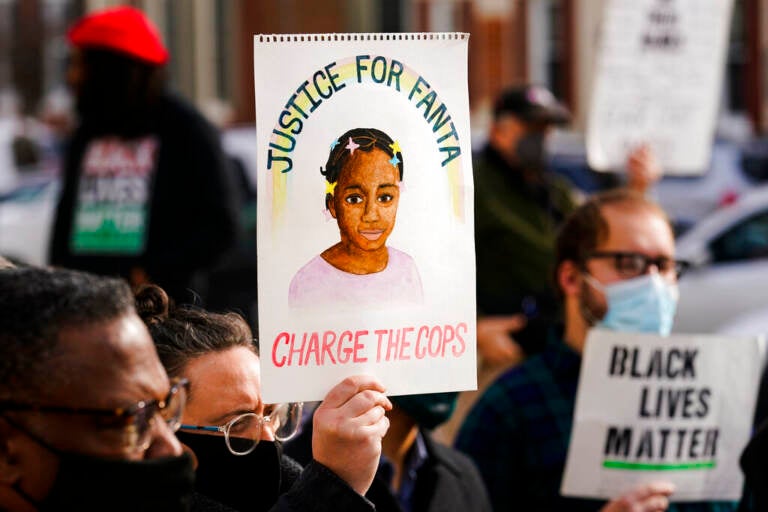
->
[562,330,763,502]
[603,346,718,470]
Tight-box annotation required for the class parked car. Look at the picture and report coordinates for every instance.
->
[674,185,768,334]
[0,118,19,192]
[548,133,759,234]
[0,175,59,265]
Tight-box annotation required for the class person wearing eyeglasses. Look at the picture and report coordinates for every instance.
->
[0,267,195,511]
[474,85,663,369]
[135,284,391,512]
[456,189,735,512]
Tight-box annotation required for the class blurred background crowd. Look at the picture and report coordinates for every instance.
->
[2,0,768,334]
[3,2,768,511]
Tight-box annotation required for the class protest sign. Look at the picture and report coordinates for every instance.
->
[586,0,734,175]
[561,329,764,501]
[253,33,475,403]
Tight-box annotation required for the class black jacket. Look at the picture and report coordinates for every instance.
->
[284,423,491,512]
[740,420,768,512]
[366,431,492,512]
[191,461,375,512]
[50,92,239,302]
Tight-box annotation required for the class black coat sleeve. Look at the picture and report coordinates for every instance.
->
[270,461,375,512]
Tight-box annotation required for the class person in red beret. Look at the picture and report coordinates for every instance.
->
[50,5,239,305]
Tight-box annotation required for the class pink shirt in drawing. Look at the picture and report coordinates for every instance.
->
[288,247,423,310]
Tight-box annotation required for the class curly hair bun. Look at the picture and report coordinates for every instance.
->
[134,284,170,324]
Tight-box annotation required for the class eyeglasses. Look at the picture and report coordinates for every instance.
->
[586,251,689,279]
[180,402,303,455]
[0,378,189,452]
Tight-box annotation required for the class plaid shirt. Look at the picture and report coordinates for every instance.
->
[455,327,736,512]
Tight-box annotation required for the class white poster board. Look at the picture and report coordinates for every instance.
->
[254,33,476,403]
[586,0,734,175]
[562,329,764,501]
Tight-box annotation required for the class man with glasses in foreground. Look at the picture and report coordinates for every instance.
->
[0,266,193,511]
[0,268,391,512]
[456,189,735,511]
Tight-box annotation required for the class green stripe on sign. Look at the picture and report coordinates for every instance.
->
[603,460,716,471]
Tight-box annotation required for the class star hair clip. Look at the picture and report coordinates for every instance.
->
[345,137,360,154]
[389,140,402,168]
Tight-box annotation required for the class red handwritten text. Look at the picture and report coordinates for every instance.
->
[272,330,369,367]
[271,322,469,368]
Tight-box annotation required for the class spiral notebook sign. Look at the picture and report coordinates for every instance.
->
[267,55,462,174]
[254,33,475,403]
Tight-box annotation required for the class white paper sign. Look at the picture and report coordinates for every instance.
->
[254,33,476,403]
[562,329,764,502]
[587,0,734,175]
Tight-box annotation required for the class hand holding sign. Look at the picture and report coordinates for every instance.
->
[586,0,735,174]
[600,481,675,512]
[562,329,763,501]
[626,144,662,195]
[476,314,526,368]
[312,375,392,495]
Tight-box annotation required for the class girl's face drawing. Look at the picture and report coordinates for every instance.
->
[329,147,400,253]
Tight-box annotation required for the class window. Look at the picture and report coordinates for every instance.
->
[710,210,768,263]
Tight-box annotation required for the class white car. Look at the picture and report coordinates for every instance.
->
[548,135,757,234]
[0,176,59,265]
[674,185,768,334]
[652,141,753,232]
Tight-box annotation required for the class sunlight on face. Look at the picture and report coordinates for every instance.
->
[181,346,269,441]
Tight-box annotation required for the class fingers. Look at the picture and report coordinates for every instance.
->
[625,482,675,502]
[477,314,527,334]
[477,334,524,367]
[314,375,392,442]
[321,374,387,409]
[637,495,670,512]
[338,388,392,418]
[627,145,660,174]
[312,376,392,496]
[602,482,675,512]
[317,403,389,444]
[477,315,526,367]
[358,408,390,438]
[615,494,669,512]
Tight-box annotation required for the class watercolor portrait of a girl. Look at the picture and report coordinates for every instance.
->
[288,128,423,310]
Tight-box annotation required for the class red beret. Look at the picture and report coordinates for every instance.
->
[67,6,168,65]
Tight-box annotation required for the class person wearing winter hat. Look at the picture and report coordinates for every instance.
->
[50,5,239,305]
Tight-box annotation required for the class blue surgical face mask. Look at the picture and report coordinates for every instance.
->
[583,273,679,336]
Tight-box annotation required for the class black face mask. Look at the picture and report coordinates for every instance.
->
[5,415,195,512]
[34,452,195,512]
[515,132,547,172]
[177,431,283,512]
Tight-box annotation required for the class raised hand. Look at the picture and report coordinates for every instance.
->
[312,375,392,495]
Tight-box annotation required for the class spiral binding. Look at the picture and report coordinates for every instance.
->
[256,33,469,43]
